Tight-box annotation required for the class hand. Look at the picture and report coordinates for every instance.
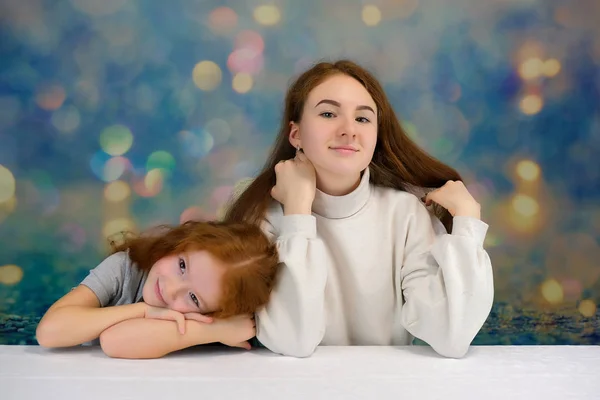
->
[143,304,187,335]
[424,180,481,219]
[211,314,256,350]
[271,150,317,215]
[183,312,213,324]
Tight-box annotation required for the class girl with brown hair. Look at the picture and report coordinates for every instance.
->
[225,60,494,359]
[36,220,280,359]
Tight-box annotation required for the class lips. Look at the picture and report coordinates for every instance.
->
[330,145,358,152]
[330,146,358,155]
[155,280,165,304]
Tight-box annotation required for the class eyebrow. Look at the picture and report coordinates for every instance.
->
[315,99,376,114]
[184,253,207,312]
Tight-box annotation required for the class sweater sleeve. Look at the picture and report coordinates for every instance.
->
[397,197,494,358]
[255,205,328,357]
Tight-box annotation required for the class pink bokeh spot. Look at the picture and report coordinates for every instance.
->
[180,206,215,223]
[227,49,264,75]
[235,30,264,53]
[208,7,238,32]
[210,186,234,208]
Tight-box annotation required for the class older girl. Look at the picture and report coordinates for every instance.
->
[226,60,494,358]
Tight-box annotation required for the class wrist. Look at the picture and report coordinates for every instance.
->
[134,302,148,318]
[284,201,312,215]
[454,202,481,219]
[189,320,219,345]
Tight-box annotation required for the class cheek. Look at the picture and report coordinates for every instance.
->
[363,128,378,148]
[301,125,329,150]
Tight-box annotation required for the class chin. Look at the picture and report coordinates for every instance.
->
[322,164,365,178]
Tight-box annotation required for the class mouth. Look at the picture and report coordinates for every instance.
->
[155,280,165,305]
[330,146,358,155]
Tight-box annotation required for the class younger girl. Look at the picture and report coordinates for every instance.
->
[36,220,280,359]
[226,60,494,358]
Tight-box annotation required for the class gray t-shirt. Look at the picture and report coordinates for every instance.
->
[80,251,147,307]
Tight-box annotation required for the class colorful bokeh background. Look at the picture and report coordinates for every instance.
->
[0,0,599,345]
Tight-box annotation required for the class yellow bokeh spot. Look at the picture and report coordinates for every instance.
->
[520,94,543,115]
[519,57,544,80]
[516,160,540,181]
[104,180,131,202]
[103,218,136,239]
[192,61,222,91]
[362,5,382,26]
[144,169,164,196]
[232,73,253,93]
[541,279,563,304]
[0,195,17,213]
[253,5,281,26]
[511,194,539,217]
[578,300,596,318]
[543,58,561,77]
[0,165,16,203]
[0,265,24,285]
[99,125,133,156]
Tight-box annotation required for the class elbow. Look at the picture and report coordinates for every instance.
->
[98,329,117,358]
[272,341,319,358]
[433,339,471,359]
[35,320,62,348]
[99,328,127,358]
[259,330,321,358]
[284,340,319,358]
[99,326,163,359]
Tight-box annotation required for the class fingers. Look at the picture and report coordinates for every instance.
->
[170,311,186,335]
[185,313,213,324]
[424,189,438,206]
[235,341,251,350]
[295,151,309,163]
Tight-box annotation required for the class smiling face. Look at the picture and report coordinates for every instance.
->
[289,74,378,194]
[142,250,226,315]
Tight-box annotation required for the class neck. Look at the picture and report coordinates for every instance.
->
[315,170,362,196]
[311,167,371,219]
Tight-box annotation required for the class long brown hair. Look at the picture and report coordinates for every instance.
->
[225,59,462,232]
[110,220,280,318]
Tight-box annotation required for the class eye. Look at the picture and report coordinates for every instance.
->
[356,116,370,123]
[179,257,186,274]
[190,293,200,308]
[320,112,335,118]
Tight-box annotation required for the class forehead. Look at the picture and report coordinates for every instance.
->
[186,250,225,307]
[187,250,225,271]
[306,74,376,107]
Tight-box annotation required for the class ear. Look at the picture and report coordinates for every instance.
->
[288,121,301,149]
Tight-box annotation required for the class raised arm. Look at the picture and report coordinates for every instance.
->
[255,209,328,357]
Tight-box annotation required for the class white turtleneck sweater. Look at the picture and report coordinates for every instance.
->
[255,168,494,358]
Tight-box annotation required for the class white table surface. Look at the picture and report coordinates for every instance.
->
[1,345,599,400]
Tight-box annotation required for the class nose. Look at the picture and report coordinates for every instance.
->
[163,278,189,310]
[337,115,357,138]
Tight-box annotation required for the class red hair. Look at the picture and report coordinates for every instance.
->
[110,220,280,318]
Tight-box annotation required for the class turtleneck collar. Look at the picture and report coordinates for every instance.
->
[311,168,372,219]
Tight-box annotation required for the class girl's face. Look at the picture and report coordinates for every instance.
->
[142,250,225,315]
[289,74,378,193]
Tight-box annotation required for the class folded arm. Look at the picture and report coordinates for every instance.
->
[398,201,494,358]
